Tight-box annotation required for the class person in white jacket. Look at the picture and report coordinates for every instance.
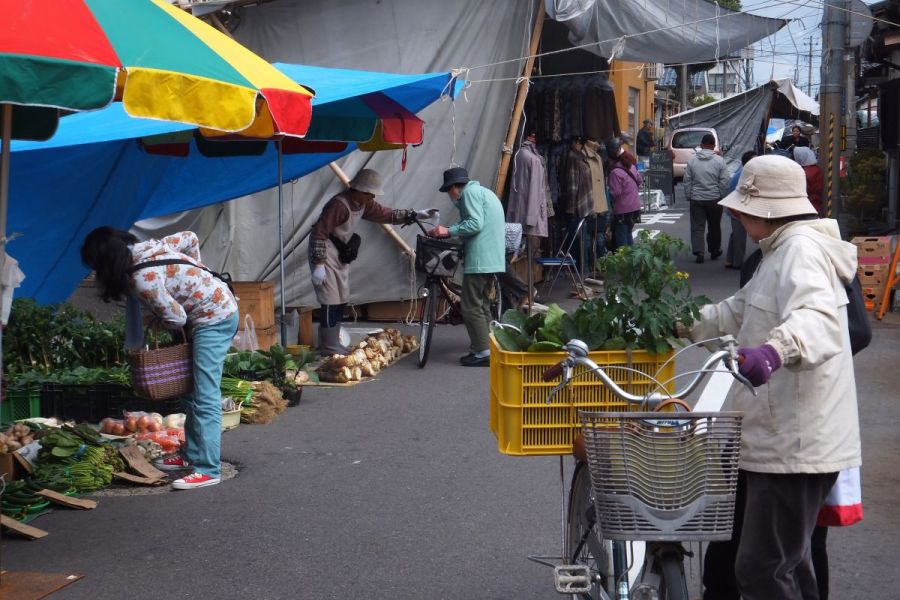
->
[686,154,861,600]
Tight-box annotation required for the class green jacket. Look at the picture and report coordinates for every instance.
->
[448,180,506,274]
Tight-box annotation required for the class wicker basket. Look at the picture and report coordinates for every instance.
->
[127,330,194,401]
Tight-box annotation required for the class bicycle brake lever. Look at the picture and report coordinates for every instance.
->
[545,363,573,404]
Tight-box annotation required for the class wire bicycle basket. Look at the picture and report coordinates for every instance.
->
[578,411,743,542]
[415,235,463,278]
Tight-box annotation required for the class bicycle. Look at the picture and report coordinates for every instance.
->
[532,335,755,600]
[405,215,503,368]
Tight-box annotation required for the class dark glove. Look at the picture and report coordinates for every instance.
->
[738,344,781,387]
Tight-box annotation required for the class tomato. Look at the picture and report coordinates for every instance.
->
[125,417,138,432]
[136,416,151,431]
[147,421,162,433]
[112,423,126,436]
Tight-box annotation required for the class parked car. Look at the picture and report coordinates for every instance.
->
[668,127,719,181]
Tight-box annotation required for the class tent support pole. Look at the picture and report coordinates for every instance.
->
[493,1,544,200]
[0,104,11,431]
[327,162,413,257]
[277,140,287,346]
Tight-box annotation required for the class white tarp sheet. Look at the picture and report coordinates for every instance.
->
[137,0,534,309]
[549,0,786,64]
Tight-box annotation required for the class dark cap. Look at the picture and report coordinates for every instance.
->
[439,167,470,192]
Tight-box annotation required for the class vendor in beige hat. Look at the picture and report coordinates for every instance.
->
[684,154,861,600]
[308,168,435,354]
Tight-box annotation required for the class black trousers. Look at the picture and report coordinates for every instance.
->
[704,470,837,600]
[690,201,724,256]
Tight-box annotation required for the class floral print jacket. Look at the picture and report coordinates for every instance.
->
[130,232,237,329]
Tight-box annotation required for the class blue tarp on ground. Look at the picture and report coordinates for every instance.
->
[9,65,457,304]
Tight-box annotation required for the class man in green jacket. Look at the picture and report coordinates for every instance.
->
[429,167,506,367]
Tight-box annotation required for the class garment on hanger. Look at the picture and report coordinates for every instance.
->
[582,140,607,214]
[559,146,593,219]
[507,139,550,238]
[583,76,620,141]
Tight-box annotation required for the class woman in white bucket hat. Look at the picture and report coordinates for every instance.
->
[683,154,861,600]
[307,168,434,354]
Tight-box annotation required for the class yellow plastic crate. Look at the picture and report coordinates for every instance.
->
[489,334,675,456]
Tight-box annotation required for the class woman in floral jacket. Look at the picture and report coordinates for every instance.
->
[81,226,238,491]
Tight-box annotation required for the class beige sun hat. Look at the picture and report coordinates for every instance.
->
[348,168,384,196]
[719,154,817,219]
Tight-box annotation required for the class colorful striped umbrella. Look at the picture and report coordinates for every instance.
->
[0,0,313,139]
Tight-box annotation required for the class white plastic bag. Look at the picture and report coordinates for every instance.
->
[232,314,259,351]
[284,308,300,346]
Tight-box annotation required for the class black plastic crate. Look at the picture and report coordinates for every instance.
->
[40,384,183,423]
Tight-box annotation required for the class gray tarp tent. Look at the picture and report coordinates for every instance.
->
[546,0,786,64]
[137,0,534,310]
[666,79,819,168]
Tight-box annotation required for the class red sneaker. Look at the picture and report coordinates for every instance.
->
[172,472,220,490]
[153,455,191,471]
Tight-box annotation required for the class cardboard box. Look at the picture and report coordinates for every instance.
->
[0,451,31,481]
[232,281,276,330]
[858,264,888,287]
[852,236,892,259]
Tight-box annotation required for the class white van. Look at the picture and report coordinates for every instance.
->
[668,127,719,181]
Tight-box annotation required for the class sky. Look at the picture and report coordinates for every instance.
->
[740,0,884,94]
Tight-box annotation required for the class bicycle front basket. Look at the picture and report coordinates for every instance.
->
[579,411,743,542]
[416,235,463,278]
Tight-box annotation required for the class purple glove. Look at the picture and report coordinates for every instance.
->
[738,344,782,387]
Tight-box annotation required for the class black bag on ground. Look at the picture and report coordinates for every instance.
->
[329,233,361,264]
[740,248,871,355]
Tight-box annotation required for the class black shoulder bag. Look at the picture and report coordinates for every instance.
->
[130,259,235,294]
[329,233,362,264]
[740,248,871,355]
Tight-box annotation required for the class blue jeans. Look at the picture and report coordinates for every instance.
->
[183,312,239,478]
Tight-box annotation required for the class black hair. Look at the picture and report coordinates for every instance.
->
[741,151,757,165]
[791,125,802,134]
[80,226,139,303]
[764,213,818,227]
[701,133,716,147]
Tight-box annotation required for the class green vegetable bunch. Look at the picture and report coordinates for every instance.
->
[493,231,708,354]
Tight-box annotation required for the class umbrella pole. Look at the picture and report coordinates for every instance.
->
[277,140,287,347]
[0,104,10,434]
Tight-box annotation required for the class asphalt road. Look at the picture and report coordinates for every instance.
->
[3,190,899,599]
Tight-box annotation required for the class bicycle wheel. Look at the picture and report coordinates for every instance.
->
[658,552,689,600]
[566,461,609,600]
[417,281,439,368]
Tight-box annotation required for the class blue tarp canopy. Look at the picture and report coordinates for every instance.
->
[9,65,457,304]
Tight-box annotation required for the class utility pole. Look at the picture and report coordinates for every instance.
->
[680,64,689,111]
[807,37,814,96]
[819,0,849,220]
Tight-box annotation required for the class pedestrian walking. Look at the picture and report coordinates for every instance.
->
[683,133,731,263]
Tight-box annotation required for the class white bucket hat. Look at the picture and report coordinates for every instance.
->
[348,168,384,196]
[719,154,817,219]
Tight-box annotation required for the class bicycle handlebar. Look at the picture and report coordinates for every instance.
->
[543,335,756,407]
